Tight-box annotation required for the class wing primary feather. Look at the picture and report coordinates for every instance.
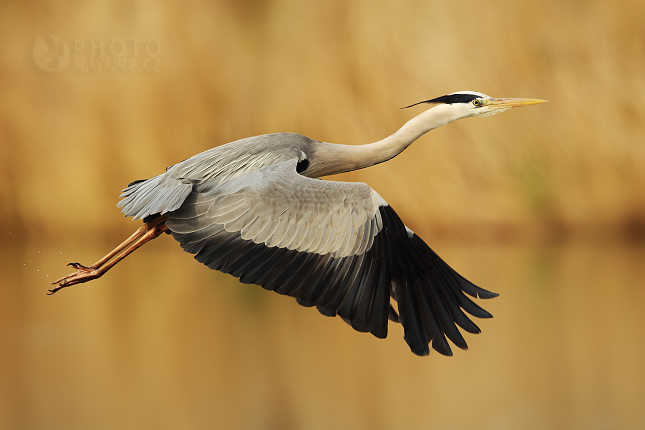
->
[312,255,356,305]
[392,280,430,356]
[433,263,493,319]
[288,254,338,299]
[295,255,337,302]
[388,304,400,323]
[226,242,278,279]
[296,298,314,307]
[413,277,453,356]
[337,256,375,330]
[253,249,302,290]
[321,253,365,310]
[410,235,498,299]
[453,289,494,319]
[271,252,317,296]
[349,257,378,332]
[315,305,337,317]
[352,258,381,333]
[237,246,284,285]
[194,233,243,270]
[432,269,482,334]
[216,237,260,272]
[451,266,499,299]
[368,264,390,339]
[425,275,468,350]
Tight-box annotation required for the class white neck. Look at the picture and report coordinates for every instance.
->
[309,103,466,177]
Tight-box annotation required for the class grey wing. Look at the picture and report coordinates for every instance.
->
[166,158,498,356]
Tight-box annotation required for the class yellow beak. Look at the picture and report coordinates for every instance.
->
[486,98,548,109]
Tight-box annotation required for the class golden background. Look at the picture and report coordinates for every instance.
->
[1,0,644,428]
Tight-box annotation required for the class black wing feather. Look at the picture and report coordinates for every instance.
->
[168,204,497,356]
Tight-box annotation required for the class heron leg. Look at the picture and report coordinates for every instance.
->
[49,217,168,294]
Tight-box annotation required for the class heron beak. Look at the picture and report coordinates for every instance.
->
[486,98,548,109]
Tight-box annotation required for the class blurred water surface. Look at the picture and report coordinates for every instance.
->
[2,239,644,430]
[1,0,645,428]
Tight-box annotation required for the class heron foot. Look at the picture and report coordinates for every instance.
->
[49,218,169,296]
[48,264,102,295]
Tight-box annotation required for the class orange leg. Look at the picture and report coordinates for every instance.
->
[49,217,169,295]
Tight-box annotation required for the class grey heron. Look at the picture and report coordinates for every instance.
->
[51,91,546,356]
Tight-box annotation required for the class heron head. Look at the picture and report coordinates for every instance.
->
[404,91,547,120]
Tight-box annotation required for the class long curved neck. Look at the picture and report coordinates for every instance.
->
[309,104,459,177]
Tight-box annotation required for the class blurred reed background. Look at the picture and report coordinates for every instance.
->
[1,0,644,429]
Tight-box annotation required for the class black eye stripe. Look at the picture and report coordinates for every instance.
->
[402,93,481,109]
[424,93,481,104]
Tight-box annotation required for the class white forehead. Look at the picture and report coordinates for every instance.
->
[450,91,490,99]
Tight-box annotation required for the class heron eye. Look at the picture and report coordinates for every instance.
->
[473,99,481,106]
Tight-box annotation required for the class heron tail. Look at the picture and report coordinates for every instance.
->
[117,173,193,220]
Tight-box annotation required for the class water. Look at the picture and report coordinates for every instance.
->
[1,240,644,429]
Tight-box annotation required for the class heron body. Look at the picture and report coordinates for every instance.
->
[52,91,546,356]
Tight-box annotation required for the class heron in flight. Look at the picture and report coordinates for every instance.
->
[51,91,546,356]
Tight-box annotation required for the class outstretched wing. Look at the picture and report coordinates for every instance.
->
[166,158,498,356]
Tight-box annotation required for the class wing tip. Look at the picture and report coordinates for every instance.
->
[479,290,500,299]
